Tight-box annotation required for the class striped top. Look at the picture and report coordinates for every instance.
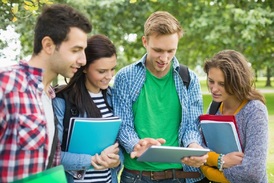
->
[74,91,113,183]
[74,169,111,183]
[89,91,113,118]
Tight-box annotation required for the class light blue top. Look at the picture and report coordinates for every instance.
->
[52,90,123,183]
[112,54,205,183]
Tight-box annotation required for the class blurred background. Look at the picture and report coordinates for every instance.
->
[0,0,273,86]
[0,0,273,180]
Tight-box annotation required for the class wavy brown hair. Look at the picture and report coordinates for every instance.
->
[203,50,265,104]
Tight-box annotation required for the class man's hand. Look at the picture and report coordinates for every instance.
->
[181,143,208,167]
[130,138,166,158]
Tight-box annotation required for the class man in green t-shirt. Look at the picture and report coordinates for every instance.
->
[112,11,208,183]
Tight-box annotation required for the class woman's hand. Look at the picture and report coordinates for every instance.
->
[91,142,120,170]
[223,151,244,168]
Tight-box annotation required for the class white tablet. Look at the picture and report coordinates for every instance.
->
[137,146,209,163]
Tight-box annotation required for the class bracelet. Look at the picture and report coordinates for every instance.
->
[217,154,225,171]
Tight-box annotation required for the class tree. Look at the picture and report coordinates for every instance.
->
[1,0,273,86]
[0,0,55,57]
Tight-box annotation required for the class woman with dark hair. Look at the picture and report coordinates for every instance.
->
[53,34,122,183]
[201,50,268,183]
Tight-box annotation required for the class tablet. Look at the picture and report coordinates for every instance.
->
[137,145,209,163]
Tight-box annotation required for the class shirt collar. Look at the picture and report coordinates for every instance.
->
[134,54,181,72]
[19,60,55,99]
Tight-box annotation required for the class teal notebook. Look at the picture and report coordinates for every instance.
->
[13,165,66,183]
[66,117,121,155]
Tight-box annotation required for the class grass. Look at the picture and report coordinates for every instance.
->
[202,93,274,115]
[200,79,274,182]
[200,77,274,90]
[267,115,274,182]
[265,93,274,115]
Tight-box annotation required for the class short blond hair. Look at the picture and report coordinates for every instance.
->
[144,11,183,38]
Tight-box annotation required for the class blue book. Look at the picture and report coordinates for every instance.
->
[66,117,121,155]
[13,165,66,183]
[199,114,242,154]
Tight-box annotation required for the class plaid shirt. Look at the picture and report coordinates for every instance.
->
[0,61,60,182]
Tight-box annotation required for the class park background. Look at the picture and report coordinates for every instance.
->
[0,0,273,181]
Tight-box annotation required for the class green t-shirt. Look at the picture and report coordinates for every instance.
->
[125,67,182,171]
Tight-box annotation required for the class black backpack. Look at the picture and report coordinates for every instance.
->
[178,64,220,115]
[54,85,79,151]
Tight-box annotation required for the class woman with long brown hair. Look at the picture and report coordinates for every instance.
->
[201,50,268,183]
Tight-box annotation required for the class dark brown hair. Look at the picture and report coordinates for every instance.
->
[33,4,92,54]
[58,35,117,117]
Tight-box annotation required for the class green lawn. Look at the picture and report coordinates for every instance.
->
[200,77,274,90]
[267,115,274,182]
[202,93,274,115]
[201,79,274,182]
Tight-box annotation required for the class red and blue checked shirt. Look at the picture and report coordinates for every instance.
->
[0,61,60,183]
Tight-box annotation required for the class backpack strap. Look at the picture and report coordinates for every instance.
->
[178,64,190,89]
[178,65,221,114]
[55,89,79,151]
[209,101,221,115]
[46,113,59,169]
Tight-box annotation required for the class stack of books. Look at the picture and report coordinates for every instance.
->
[199,114,242,154]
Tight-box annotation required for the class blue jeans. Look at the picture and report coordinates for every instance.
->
[120,169,186,183]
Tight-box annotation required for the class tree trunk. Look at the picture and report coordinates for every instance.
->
[265,66,272,87]
[255,68,258,82]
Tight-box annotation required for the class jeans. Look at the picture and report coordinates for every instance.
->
[120,169,186,183]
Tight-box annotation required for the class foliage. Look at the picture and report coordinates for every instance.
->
[79,0,274,85]
[0,0,53,29]
[0,0,56,58]
[0,0,273,85]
